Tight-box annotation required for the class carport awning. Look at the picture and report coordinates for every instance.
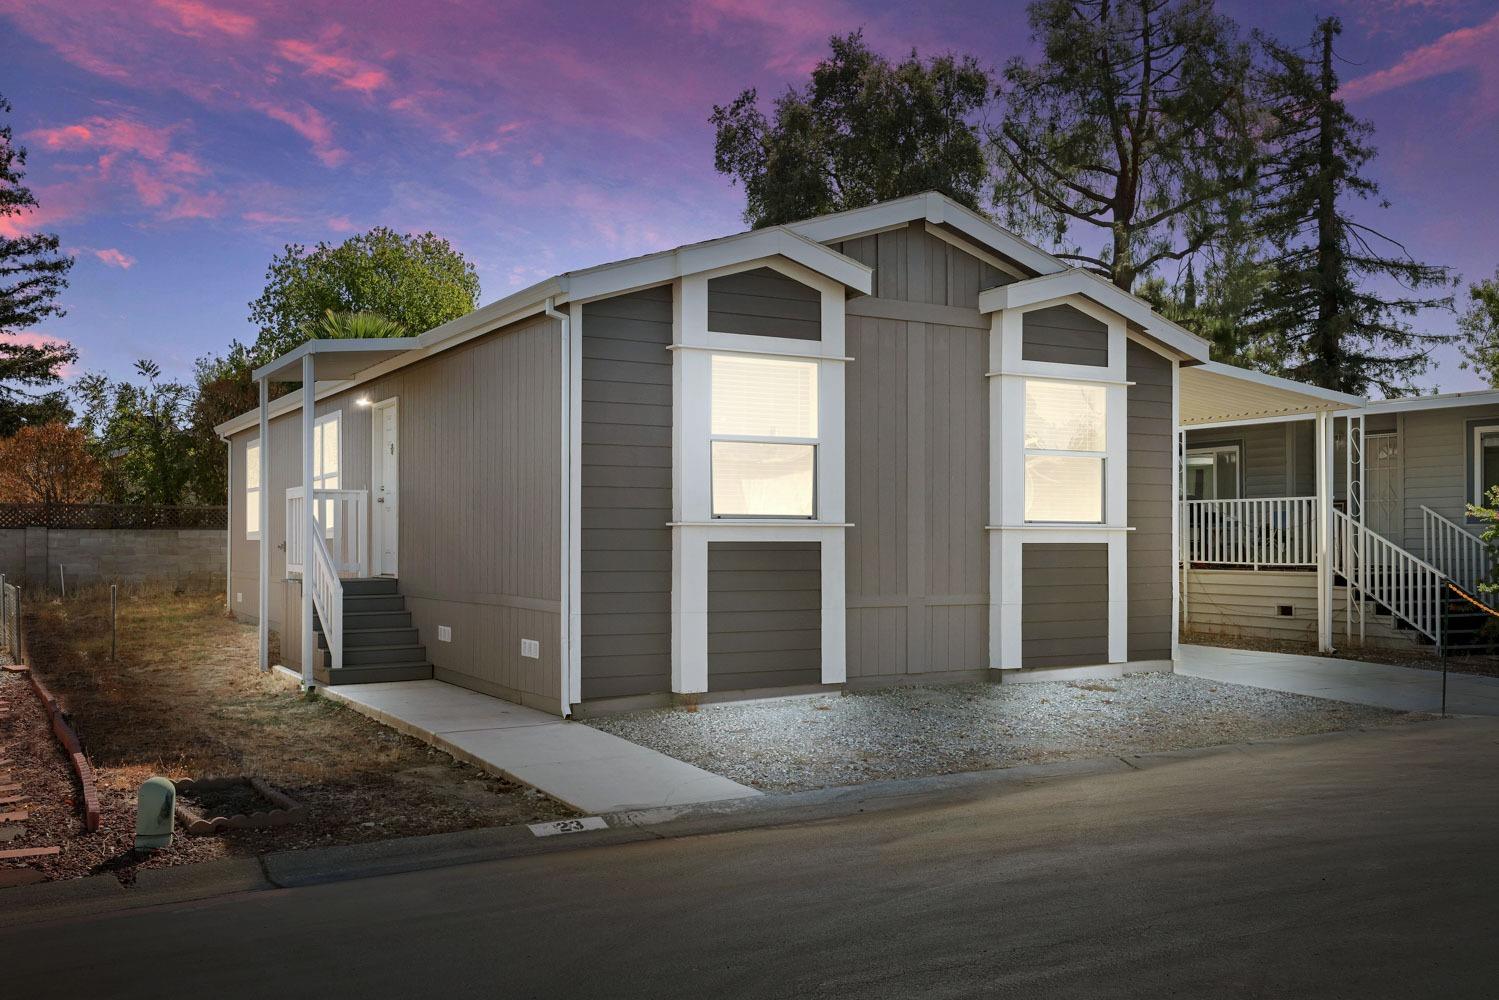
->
[1180,362,1364,426]
[253,337,422,384]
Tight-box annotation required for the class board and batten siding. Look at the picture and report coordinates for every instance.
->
[1021,305,1109,367]
[1126,342,1174,661]
[706,542,822,691]
[837,222,1003,681]
[226,312,565,711]
[706,267,821,341]
[578,287,674,700]
[1021,543,1109,668]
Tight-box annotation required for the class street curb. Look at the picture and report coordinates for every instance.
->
[0,716,1472,926]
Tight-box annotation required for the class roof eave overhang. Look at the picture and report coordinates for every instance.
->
[978,269,1211,363]
[1180,361,1366,427]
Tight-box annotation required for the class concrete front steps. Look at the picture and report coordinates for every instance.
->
[312,578,434,685]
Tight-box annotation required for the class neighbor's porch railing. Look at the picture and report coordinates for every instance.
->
[1335,509,1444,646]
[1182,497,1319,568]
[285,487,368,578]
[1422,506,1495,605]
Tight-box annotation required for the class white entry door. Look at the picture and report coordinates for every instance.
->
[372,400,399,576]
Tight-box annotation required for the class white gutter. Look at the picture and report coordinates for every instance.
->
[543,296,573,717]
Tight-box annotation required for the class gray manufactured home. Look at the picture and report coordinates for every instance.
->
[219,192,1362,717]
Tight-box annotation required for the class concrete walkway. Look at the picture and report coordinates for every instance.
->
[1179,643,1499,715]
[314,679,760,814]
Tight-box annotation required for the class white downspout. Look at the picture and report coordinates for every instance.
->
[543,296,572,717]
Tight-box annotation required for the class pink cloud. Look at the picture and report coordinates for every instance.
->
[1343,11,1499,111]
[92,248,135,268]
[275,35,389,93]
[250,100,348,167]
[456,122,525,158]
[325,215,356,233]
[153,0,255,38]
[9,331,80,376]
[682,0,856,74]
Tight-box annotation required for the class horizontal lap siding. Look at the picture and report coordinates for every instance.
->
[706,267,821,340]
[1184,423,1293,498]
[707,542,821,690]
[1127,342,1174,661]
[1399,404,1499,557]
[1021,305,1108,367]
[580,287,674,699]
[1022,543,1108,668]
[838,222,997,680]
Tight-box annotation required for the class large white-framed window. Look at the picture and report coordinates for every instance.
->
[313,411,341,535]
[1023,379,1106,523]
[709,353,818,518]
[1185,444,1241,501]
[245,437,261,540]
[1471,424,1499,506]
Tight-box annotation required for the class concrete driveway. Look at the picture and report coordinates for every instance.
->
[1179,643,1499,715]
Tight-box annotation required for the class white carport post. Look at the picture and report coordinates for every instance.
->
[300,353,317,691]
[1315,410,1335,653]
[257,375,270,672]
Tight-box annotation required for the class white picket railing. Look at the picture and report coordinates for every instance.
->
[285,487,368,578]
[1183,497,1319,567]
[1334,509,1443,646]
[1422,506,1494,602]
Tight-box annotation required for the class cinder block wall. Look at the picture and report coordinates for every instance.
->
[0,528,225,590]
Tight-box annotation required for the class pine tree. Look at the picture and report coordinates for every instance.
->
[1250,18,1453,396]
[0,92,76,435]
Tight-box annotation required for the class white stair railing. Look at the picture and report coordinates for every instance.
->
[1183,497,1319,567]
[307,522,343,673]
[285,487,368,577]
[1422,506,1494,603]
[1334,509,1443,647]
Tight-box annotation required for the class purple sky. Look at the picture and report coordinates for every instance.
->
[3,0,1497,395]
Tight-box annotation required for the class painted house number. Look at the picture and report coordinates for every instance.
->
[528,816,608,837]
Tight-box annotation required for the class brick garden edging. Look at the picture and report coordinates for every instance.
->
[22,667,102,833]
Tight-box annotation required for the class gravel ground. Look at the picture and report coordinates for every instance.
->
[585,672,1425,793]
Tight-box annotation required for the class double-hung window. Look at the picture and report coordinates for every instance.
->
[1023,379,1106,523]
[1472,424,1499,507]
[710,354,818,518]
[313,412,341,535]
[245,437,262,540]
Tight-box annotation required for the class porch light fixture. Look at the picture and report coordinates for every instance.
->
[355,395,372,407]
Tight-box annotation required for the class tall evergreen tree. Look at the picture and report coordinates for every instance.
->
[991,0,1259,291]
[1250,18,1453,396]
[711,31,993,228]
[0,92,76,435]
[1457,269,1499,387]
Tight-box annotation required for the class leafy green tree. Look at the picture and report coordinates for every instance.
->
[1249,18,1454,396]
[712,31,993,228]
[75,361,200,505]
[1457,270,1499,387]
[991,0,1259,291]
[0,92,76,434]
[248,227,479,360]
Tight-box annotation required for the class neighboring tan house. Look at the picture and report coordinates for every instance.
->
[217,191,1354,717]
[1182,389,1499,653]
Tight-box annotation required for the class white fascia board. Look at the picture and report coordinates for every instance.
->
[251,336,423,382]
[979,269,1210,363]
[787,192,1066,278]
[562,226,872,303]
[1358,390,1499,415]
[1195,360,1366,409]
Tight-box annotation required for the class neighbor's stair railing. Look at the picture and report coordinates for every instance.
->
[1422,506,1496,606]
[1334,509,1444,647]
[1183,497,1319,567]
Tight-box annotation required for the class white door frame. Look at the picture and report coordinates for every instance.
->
[369,397,399,577]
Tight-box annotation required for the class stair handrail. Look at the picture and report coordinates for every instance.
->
[1422,505,1494,603]
[1334,509,1444,650]
[307,518,343,673]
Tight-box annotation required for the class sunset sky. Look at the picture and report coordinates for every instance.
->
[2,0,1496,394]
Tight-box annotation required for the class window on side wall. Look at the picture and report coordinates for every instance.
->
[1472,424,1499,507]
[245,437,261,540]
[710,354,818,518]
[313,411,341,536]
[1023,380,1106,523]
[1185,445,1242,501]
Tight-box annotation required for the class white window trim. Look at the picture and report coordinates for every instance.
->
[245,436,262,541]
[1472,424,1499,506]
[1185,444,1243,501]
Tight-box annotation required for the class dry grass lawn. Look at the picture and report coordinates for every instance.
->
[16,585,573,881]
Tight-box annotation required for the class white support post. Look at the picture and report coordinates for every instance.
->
[300,354,316,690]
[1357,414,1366,644]
[1315,410,1334,653]
[257,376,270,673]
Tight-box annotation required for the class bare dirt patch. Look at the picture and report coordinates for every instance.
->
[10,586,574,882]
